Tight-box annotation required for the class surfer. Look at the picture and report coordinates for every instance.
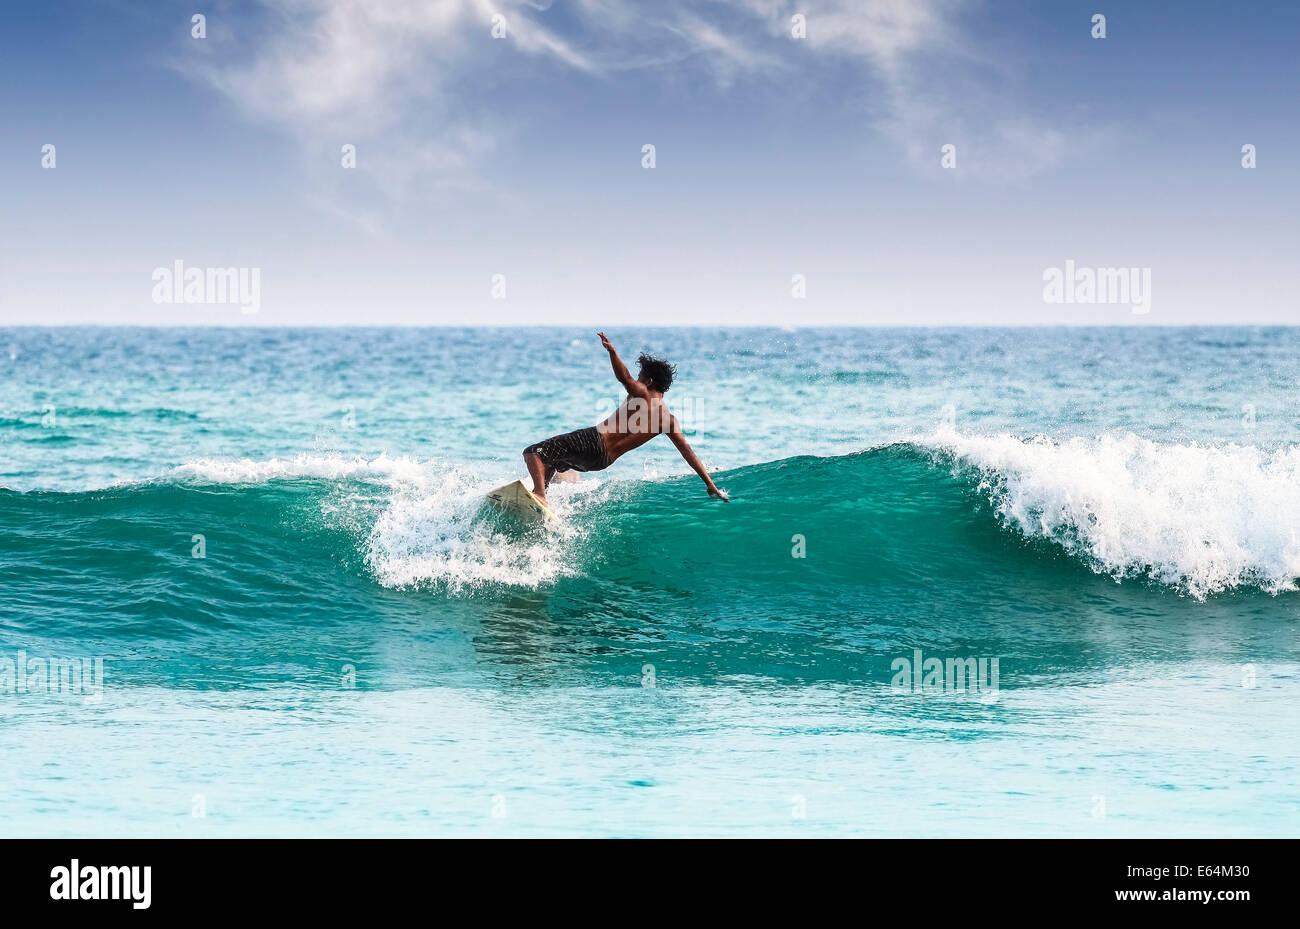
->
[522,332,729,505]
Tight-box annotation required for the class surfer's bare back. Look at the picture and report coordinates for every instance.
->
[522,332,728,506]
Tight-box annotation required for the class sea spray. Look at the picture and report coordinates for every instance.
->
[922,430,1300,598]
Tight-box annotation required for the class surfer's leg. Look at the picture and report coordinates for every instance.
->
[523,450,553,502]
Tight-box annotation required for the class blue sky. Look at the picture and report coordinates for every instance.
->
[1,0,1297,325]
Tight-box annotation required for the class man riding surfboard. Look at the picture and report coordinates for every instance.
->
[522,332,729,506]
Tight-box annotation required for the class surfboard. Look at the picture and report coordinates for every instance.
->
[485,480,557,522]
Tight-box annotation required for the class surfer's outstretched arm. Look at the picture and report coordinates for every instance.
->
[598,331,649,399]
[667,416,728,500]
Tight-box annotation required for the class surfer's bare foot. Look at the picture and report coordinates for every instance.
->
[532,490,547,506]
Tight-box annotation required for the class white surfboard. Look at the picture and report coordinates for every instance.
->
[485,480,557,522]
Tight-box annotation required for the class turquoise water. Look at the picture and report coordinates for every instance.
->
[2,327,1298,836]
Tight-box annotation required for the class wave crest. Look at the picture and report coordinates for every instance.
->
[924,431,1300,598]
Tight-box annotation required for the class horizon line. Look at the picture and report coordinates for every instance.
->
[1,322,1295,331]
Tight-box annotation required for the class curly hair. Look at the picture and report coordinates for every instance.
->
[636,352,676,392]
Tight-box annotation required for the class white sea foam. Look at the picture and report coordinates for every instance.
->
[168,452,607,591]
[920,430,1300,598]
[167,452,434,488]
[363,467,596,592]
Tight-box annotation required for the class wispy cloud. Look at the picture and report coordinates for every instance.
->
[728,0,1105,180]
[735,0,959,66]
[179,0,1104,201]
[184,1,543,134]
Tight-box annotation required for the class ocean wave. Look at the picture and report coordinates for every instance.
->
[920,430,1300,599]
[3,436,1298,603]
[170,453,607,593]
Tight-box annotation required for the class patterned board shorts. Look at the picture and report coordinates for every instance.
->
[523,426,612,472]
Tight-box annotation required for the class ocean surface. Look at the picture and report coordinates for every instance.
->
[2,326,1297,837]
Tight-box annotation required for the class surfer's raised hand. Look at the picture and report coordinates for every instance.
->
[597,331,615,352]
